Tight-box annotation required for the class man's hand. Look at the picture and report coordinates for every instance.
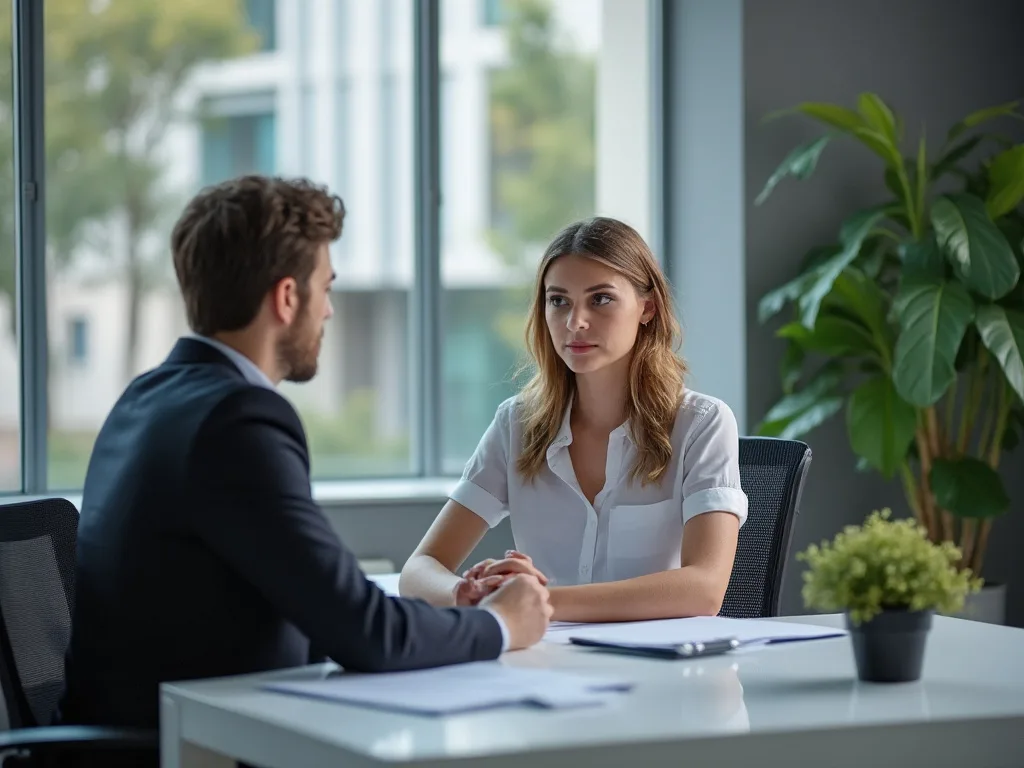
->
[451,574,503,606]
[480,574,552,650]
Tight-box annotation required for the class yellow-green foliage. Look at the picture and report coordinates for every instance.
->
[798,509,983,625]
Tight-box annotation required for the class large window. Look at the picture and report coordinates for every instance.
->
[42,0,415,488]
[2,0,653,495]
[439,0,653,470]
[0,1,16,490]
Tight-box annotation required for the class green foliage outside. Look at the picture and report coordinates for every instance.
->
[754,94,1024,578]
[0,0,256,381]
[798,509,981,625]
[485,0,596,361]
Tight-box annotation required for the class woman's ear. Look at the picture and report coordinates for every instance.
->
[640,297,657,326]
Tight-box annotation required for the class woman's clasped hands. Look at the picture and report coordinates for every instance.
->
[452,550,549,606]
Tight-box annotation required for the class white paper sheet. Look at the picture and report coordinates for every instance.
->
[263,661,632,715]
[544,616,845,647]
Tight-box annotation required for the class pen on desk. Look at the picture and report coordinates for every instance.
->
[676,637,740,657]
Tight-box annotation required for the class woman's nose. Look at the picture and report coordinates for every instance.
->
[567,307,589,330]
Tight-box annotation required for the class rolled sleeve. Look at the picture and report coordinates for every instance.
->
[450,480,508,528]
[450,400,513,528]
[681,401,748,526]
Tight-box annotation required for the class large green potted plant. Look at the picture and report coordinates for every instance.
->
[754,94,1024,622]
[798,508,981,682]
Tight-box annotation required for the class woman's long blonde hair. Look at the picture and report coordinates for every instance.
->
[515,217,687,485]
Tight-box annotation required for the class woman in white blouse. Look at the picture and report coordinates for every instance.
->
[399,217,747,623]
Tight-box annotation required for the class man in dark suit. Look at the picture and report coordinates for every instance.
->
[57,176,551,747]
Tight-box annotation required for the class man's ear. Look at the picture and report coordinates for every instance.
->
[269,277,301,325]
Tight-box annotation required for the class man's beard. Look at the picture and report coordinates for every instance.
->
[278,309,322,383]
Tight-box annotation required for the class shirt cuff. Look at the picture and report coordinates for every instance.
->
[682,487,748,526]
[482,607,510,653]
[449,480,509,528]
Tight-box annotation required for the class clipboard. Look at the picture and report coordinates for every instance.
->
[569,635,741,660]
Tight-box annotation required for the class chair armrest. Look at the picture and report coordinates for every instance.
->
[0,725,158,753]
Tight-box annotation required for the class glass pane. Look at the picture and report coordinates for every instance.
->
[0,0,18,490]
[439,0,651,471]
[45,0,414,488]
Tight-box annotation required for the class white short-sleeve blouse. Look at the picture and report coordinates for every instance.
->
[450,390,748,587]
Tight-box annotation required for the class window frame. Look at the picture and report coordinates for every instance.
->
[3,0,666,498]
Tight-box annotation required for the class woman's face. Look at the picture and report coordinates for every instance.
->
[543,253,654,376]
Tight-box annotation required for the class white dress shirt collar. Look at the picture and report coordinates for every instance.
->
[188,335,276,390]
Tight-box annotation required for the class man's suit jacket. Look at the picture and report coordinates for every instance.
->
[58,337,503,732]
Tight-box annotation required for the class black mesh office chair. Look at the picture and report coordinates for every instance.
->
[0,498,157,766]
[719,437,812,619]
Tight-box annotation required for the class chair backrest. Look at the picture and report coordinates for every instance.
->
[0,498,78,729]
[719,437,811,619]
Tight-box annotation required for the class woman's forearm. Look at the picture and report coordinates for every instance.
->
[398,555,461,606]
[550,566,725,623]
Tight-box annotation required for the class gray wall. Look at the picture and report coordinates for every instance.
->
[744,0,1024,624]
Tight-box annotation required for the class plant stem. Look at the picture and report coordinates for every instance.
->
[896,169,921,239]
[959,518,977,571]
[900,461,923,526]
[943,378,958,445]
[972,520,992,578]
[958,348,988,454]
[914,417,937,541]
[987,378,1011,468]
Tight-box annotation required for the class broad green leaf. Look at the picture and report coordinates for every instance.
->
[755,135,831,205]
[858,93,898,145]
[986,145,1024,219]
[932,135,982,178]
[900,237,946,280]
[997,216,1024,271]
[857,238,889,279]
[758,396,844,440]
[758,271,813,324]
[800,244,840,272]
[758,246,840,324]
[975,304,1024,402]
[767,101,901,168]
[780,340,805,393]
[761,363,842,423]
[931,193,1019,299]
[852,127,904,169]
[892,277,975,406]
[827,267,890,340]
[798,206,889,328]
[780,314,879,358]
[884,165,904,201]
[947,100,1020,143]
[846,375,918,478]
[931,457,1010,519]
[765,102,863,132]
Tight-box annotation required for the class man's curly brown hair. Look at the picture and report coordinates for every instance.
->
[171,175,345,336]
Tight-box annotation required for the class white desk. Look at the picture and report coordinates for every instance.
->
[160,578,1024,768]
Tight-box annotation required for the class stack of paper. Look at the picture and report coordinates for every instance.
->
[263,661,632,715]
[544,615,845,648]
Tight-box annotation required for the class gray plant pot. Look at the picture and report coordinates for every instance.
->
[953,582,1006,625]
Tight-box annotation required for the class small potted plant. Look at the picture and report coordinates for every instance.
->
[798,509,982,683]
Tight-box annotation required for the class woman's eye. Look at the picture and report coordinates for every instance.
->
[592,294,613,306]
[548,296,568,308]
